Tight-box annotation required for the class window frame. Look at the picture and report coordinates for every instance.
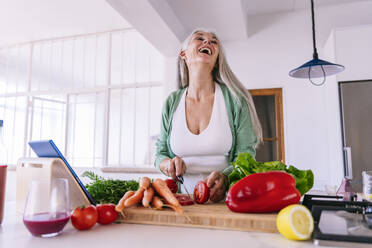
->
[0,29,164,169]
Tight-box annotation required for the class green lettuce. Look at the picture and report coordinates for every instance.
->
[228,153,314,195]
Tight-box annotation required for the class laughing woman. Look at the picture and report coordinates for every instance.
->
[155,29,262,202]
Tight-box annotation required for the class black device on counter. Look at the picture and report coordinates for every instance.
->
[303,194,372,247]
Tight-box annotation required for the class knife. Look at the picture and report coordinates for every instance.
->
[177,175,193,199]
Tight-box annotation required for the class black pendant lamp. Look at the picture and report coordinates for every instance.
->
[289,0,345,86]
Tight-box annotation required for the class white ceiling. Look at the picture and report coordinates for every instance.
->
[107,0,372,55]
[0,0,130,47]
[1,0,372,52]
[244,0,369,15]
[165,0,372,40]
[165,0,248,41]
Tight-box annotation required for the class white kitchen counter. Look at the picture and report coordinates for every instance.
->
[0,202,327,248]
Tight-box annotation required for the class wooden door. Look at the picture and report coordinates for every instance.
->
[249,88,285,163]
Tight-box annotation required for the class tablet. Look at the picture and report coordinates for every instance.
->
[28,140,95,205]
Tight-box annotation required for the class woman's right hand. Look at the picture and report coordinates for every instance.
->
[159,156,186,180]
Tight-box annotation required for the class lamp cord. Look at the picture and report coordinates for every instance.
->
[309,0,325,86]
[308,65,326,86]
[311,0,319,60]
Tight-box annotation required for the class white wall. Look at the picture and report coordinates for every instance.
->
[335,24,372,82]
[163,2,372,190]
[163,56,179,96]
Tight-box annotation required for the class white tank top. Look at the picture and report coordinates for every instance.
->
[169,83,232,191]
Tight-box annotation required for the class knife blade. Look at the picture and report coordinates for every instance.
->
[177,175,193,199]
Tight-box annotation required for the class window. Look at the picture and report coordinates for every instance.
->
[0,29,164,168]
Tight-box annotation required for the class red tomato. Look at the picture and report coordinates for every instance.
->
[175,194,194,206]
[194,181,210,204]
[165,179,178,193]
[71,205,98,230]
[96,204,118,225]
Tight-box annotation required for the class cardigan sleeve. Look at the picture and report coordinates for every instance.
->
[222,99,257,176]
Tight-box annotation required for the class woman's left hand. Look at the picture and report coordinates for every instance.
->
[204,171,228,203]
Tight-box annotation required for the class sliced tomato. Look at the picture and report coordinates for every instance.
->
[194,181,210,204]
[175,194,194,206]
[165,179,178,193]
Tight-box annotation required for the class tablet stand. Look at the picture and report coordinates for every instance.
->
[16,157,91,214]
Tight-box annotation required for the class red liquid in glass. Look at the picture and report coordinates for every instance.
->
[23,212,70,236]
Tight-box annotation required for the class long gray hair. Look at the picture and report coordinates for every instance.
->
[177,29,263,146]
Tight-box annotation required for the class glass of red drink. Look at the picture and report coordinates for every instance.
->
[23,178,70,237]
[0,165,7,225]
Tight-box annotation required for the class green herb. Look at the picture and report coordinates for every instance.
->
[228,153,314,195]
[82,171,139,204]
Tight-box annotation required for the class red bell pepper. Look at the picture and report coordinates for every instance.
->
[225,171,301,213]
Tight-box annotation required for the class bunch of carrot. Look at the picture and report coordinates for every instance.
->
[115,177,184,214]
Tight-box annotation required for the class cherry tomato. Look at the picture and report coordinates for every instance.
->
[96,204,118,225]
[71,205,98,230]
[194,181,210,204]
[165,179,178,193]
[175,194,194,206]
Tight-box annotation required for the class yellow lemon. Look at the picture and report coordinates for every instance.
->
[276,204,314,240]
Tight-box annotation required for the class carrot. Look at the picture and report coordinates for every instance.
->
[152,196,163,210]
[115,190,135,212]
[152,178,183,214]
[140,177,151,190]
[142,187,154,208]
[166,204,184,214]
[124,187,145,208]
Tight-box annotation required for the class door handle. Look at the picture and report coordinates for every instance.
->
[343,147,353,179]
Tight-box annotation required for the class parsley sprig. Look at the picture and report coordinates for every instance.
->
[82,171,139,204]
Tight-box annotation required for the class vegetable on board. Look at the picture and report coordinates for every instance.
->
[124,187,145,208]
[193,181,210,204]
[152,179,184,214]
[152,196,163,210]
[228,153,314,195]
[175,194,194,206]
[140,177,151,190]
[142,187,154,208]
[165,179,178,194]
[226,171,301,213]
[115,191,135,212]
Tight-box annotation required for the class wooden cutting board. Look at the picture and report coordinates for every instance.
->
[117,203,278,233]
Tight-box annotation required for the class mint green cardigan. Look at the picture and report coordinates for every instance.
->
[154,82,257,176]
